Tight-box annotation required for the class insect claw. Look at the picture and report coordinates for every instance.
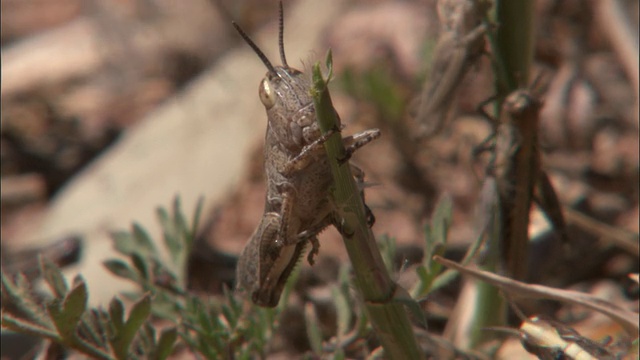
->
[365,204,376,227]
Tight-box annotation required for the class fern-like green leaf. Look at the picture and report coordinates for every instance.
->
[111,230,136,255]
[103,259,141,283]
[157,206,181,263]
[109,297,126,332]
[189,197,205,246]
[131,253,149,281]
[304,302,324,355]
[47,281,87,338]
[110,294,151,360]
[132,223,156,256]
[153,327,178,360]
[1,312,59,340]
[40,256,68,299]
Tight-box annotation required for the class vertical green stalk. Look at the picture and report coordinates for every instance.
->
[311,58,424,360]
[491,0,537,279]
[462,0,536,350]
[465,195,506,349]
[493,0,535,97]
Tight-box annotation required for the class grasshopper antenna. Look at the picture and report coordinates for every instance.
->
[232,22,277,74]
[278,1,288,67]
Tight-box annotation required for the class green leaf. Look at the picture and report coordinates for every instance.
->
[132,223,156,255]
[139,323,155,352]
[153,327,178,360]
[14,272,30,290]
[103,260,140,282]
[47,281,88,338]
[1,271,50,326]
[40,256,68,298]
[151,259,183,294]
[131,253,149,280]
[62,279,88,318]
[334,349,346,360]
[1,312,59,340]
[227,285,242,312]
[304,303,323,355]
[412,243,445,298]
[77,311,106,348]
[221,304,236,330]
[126,294,152,333]
[189,197,205,244]
[312,62,328,94]
[429,192,493,292]
[147,291,180,320]
[157,206,180,263]
[111,294,152,360]
[431,193,453,248]
[111,230,135,255]
[172,198,189,245]
[427,243,446,278]
[392,286,426,329]
[423,222,434,258]
[325,49,333,82]
[412,194,453,297]
[156,207,171,229]
[178,330,199,357]
[378,235,397,274]
[412,265,429,297]
[221,286,240,328]
[109,297,125,332]
[196,302,215,335]
[332,285,352,338]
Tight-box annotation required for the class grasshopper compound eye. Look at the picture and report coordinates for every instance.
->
[259,78,277,109]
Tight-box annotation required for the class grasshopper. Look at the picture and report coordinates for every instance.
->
[506,299,618,360]
[516,316,617,360]
[414,0,490,138]
[486,298,619,360]
[233,4,380,307]
[490,88,569,280]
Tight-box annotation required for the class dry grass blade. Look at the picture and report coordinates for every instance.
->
[563,206,640,256]
[433,255,639,335]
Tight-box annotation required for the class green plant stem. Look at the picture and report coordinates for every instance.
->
[467,199,505,348]
[459,0,536,350]
[492,0,537,279]
[494,0,535,96]
[311,61,423,360]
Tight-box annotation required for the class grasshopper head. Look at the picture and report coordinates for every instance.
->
[233,8,316,150]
